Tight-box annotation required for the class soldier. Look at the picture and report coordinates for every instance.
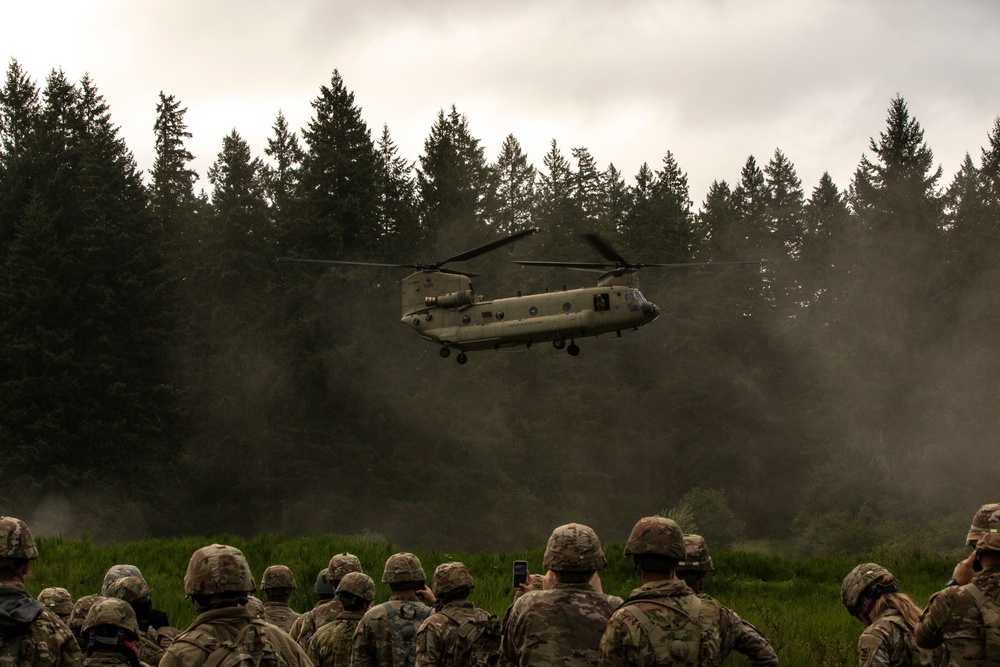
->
[307,572,376,667]
[676,535,777,666]
[0,516,81,667]
[915,521,1000,664]
[289,568,336,645]
[245,595,266,619]
[105,575,176,665]
[351,552,436,667]
[102,565,143,596]
[159,543,311,667]
[842,562,939,667]
[38,587,74,624]
[261,564,300,632]
[80,597,145,667]
[501,523,616,666]
[291,554,364,648]
[598,516,724,667]
[416,562,498,667]
[70,594,104,646]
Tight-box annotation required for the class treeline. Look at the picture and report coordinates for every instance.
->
[2,59,998,553]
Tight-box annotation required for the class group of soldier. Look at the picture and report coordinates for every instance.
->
[1,506,998,666]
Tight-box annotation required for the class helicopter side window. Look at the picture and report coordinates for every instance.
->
[594,293,610,311]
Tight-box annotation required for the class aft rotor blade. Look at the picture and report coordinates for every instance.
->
[440,228,538,267]
[641,260,770,269]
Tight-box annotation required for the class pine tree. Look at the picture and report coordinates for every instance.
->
[487,133,535,236]
[417,105,490,253]
[297,69,380,257]
[150,91,198,228]
[374,124,421,261]
[534,139,580,257]
[623,152,694,263]
[0,60,41,254]
[263,110,302,220]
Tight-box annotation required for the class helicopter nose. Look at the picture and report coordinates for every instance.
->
[642,302,660,321]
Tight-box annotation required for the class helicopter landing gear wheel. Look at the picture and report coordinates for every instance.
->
[567,342,580,356]
[439,347,451,358]
[552,337,566,350]
[456,353,468,365]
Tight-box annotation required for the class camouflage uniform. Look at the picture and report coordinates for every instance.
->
[352,596,433,667]
[293,555,363,649]
[105,576,172,666]
[352,553,432,667]
[290,569,337,648]
[81,597,147,667]
[0,517,81,667]
[856,609,929,667]
[159,544,311,667]
[599,517,724,667]
[70,595,103,645]
[501,524,615,667]
[308,610,365,667]
[415,562,495,667]
[261,564,300,633]
[677,535,776,666]
[308,572,375,667]
[915,566,1000,666]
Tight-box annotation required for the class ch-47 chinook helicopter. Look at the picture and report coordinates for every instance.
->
[285,228,750,364]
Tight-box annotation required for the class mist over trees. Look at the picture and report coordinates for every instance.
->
[2,60,998,553]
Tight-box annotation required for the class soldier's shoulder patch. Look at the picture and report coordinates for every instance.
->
[857,632,883,667]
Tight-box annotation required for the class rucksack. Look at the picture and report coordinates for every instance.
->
[0,624,35,667]
[438,608,501,667]
[618,596,704,667]
[382,601,432,667]
[177,620,289,667]
[962,582,1000,666]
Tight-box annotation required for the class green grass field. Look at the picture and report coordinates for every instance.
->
[27,534,956,666]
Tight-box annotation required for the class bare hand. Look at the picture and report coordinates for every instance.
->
[588,572,603,593]
[415,585,437,607]
[952,551,976,586]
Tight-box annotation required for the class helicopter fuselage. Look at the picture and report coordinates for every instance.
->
[401,271,660,353]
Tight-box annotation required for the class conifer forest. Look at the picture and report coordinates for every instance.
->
[2,60,998,554]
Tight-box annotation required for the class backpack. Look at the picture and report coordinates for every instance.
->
[0,625,35,667]
[382,601,432,667]
[618,596,704,667]
[962,582,1000,666]
[438,608,501,667]
[177,620,289,667]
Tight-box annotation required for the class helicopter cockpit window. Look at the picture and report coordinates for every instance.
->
[624,288,647,311]
[594,293,610,311]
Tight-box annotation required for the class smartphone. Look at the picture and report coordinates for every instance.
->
[512,560,528,589]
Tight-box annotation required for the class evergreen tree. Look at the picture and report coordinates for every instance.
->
[623,152,695,263]
[534,139,580,258]
[0,70,173,527]
[150,91,198,228]
[571,146,604,235]
[263,110,302,220]
[487,133,535,236]
[375,123,422,261]
[297,69,380,257]
[600,163,631,241]
[0,60,41,254]
[417,105,490,253]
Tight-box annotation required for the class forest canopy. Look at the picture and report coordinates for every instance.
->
[2,60,998,554]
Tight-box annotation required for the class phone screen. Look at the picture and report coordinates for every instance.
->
[512,560,528,588]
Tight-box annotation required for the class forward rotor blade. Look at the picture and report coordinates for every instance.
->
[641,260,770,269]
[514,260,615,270]
[277,258,414,269]
[440,228,538,266]
[582,233,628,265]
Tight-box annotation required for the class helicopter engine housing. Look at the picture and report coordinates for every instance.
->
[425,289,474,309]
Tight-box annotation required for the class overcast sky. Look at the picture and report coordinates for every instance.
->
[4,0,999,206]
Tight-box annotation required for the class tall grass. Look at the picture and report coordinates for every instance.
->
[27,534,954,666]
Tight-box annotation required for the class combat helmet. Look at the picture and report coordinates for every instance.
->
[327,553,363,582]
[101,565,143,596]
[677,534,715,572]
[337,572,376,603]
[967,503,1000,546]
[543,523,608,572]
[105,575,151,602]
[382,552,425,584]
[183,544,255,596]
[841,563,898,617]
[314,568,336,596]
[245,595,265,619]
[432,562,476,596]
[38,587,73,620]
[624,516,686,560]
[261,564,296,590]
[69,595,102,636]
[975,529,1000,553]
[0,516,38,561]
[82,597,140,639]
